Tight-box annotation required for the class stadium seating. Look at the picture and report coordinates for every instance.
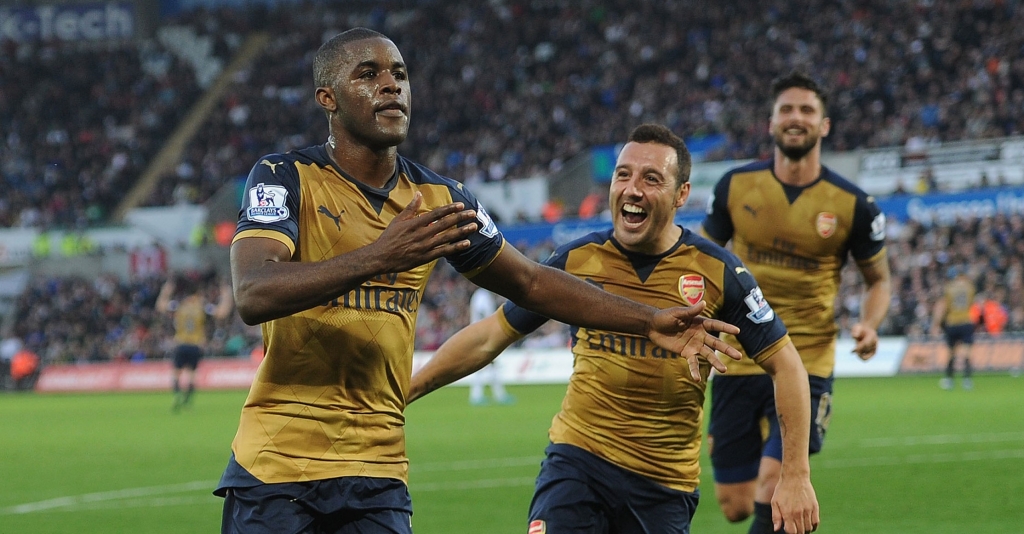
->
[4,1,1024,372]
[5,1,1024,228]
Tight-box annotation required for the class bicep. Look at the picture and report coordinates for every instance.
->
[229,236,293,297]
[856,251,891,286]
[467,313,522,355]
[468,245,544,301]
[757,341,803,378]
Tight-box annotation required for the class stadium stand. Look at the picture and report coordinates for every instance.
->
[3,0,1024,384]
[4,209,1022,375]
[5,1,1024,229]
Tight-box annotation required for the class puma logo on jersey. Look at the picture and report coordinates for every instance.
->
[318,205,344,230]
[735,266,749,275]
[260,159,282,174]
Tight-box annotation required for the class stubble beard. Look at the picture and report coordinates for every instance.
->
[775,135,817,161]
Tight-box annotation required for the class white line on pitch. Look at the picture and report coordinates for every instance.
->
[8,446,1023,515]
[856,431,1024,448]
[0,481,216,515]
[412,476,537,492]
[15,495,221,514]
[412,456,543,472]
[817,448,1024,469]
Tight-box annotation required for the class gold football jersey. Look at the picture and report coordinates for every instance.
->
[702,160,886,377]
[941,277,976,326]
[229,144,504,485]
[171,295,210,347]
[498,228,789,491]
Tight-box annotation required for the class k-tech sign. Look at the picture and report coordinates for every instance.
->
[0,3,134,42]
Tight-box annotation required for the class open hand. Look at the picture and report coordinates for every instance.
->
[648,301,742,382]
[375,192,479,272]
[772,474,820,534]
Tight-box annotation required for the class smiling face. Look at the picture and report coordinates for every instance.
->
[770,87,830,161]
[316,36,411,151]
[610,141,689,255]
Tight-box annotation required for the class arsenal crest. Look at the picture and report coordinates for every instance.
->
[678,274,705,305]
[816,212,837,238]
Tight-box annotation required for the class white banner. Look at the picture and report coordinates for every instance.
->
[412,336,907,387]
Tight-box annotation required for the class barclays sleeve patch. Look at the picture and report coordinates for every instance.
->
[743,286,775,324]
[246,183,290,223]
[869,212,886,241]
[476,205,499,238]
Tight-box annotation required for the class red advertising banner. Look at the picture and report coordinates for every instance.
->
[35,359,259,393]
[899,337,1024,373]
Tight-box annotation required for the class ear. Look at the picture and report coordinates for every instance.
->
[820,116,831,138]
[315,86,337,113]
[675,182,691,209]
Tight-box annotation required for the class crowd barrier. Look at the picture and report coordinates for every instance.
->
[31,336,1024,393]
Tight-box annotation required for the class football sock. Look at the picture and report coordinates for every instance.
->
[184,383,196,404]
[945,356,956,378]
[963,358,972,379]
[748,502,777,534]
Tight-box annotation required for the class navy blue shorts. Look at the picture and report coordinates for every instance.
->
[528,443,699,534]
[216,456,412,534]
[944,323,975,348]
[708,374,833,484]
[172,344,203,370]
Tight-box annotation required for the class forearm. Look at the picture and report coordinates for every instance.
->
[508,265,655,336]
[408,314,519,403]
[155,284,173,313]
[764,345,812,477]
[858,278,891,330]
[231,242,389,324]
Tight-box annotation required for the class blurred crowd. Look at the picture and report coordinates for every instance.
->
[4,211,1024,378]
[4,0,1024,382]
[0,241,566,377]
[836,213,1024,338]
[4,0,1024,229]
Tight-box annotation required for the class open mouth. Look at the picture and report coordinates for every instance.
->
[621,204,647,225]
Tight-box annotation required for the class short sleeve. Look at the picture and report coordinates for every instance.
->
[701,173,735,243]
[233,155,301,250]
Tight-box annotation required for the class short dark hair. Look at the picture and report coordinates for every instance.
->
[627,124,692,186]
[313,28,389,88]
[771,71,829,114]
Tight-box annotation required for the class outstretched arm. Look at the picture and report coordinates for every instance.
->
[929,297,947,337]
[408,313,521,403]
[471,245,742,382]
[851,253,892,360]
[213,280,235,320]
[155,279,175,314]
[758,342,818,534]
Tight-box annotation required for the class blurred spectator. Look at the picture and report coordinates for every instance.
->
[970,290,1009,336]
[4,0,1019,226]
[915,167,939,194]
[10,346,40,390]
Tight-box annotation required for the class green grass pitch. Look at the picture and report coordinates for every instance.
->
[1,374,1022,533]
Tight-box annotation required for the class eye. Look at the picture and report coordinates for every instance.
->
[394,70,408,80]
[360,70,376,79]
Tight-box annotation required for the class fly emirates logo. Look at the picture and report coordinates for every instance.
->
[587,331,681,359]
[323,272,419,314]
